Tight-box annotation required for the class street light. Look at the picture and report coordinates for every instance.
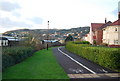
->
[47,21,49,50]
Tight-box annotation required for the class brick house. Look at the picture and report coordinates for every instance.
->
[89,23,104,44]
[83,23,105,44]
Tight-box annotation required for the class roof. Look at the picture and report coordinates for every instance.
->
[0,37,8,40]
[110,19,120,26]
[91,23,104,31]
[43,40,58,43]
[97,21,112,30]
[85,34,87,37]
[1,36,19,41]
[8,38,19,41]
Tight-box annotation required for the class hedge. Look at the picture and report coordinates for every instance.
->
[73,41,90,44]
[2,47,35,71]
[66,41,120,71]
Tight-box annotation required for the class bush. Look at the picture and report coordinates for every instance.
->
[100,43,108,46]
[73,41,90,44]
[66,41,120,71]
[2,47,35,71]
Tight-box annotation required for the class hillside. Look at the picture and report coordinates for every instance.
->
[3,26,90,40]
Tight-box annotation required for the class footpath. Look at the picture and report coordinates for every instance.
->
[52,47,120,81]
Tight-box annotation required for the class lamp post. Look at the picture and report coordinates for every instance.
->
[47,21,49,50]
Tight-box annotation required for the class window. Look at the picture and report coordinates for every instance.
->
[115,28,118,31]
[114,40,118,44]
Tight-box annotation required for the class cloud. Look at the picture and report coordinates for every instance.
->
[118,1,120,12]
[0,1,21,12]
[0,0,119,32]
[0,17,32,28]
[111,1,120,16]
[27,17,43,24]
[12,12,21,17]
[111,8,118,15]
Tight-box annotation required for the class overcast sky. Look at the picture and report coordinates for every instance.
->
[0,0,120,33]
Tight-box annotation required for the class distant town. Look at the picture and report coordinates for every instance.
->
[0,26,90,46]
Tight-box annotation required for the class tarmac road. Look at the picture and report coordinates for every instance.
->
[52,47,120,81]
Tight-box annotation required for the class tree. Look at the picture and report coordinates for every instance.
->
[65,34,74,42]
[20,31,44,50]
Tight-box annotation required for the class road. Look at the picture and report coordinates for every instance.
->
[52,47,120,81]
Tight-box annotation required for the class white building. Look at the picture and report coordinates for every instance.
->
[0,36,20,46]
[0,37,8,46]
[103,18,120,45]
[82,33,90,42]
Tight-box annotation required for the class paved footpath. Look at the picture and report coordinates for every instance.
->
[52,47,120,81]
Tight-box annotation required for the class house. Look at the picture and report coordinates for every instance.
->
[84,21,108,44]
[42,39,62,47]
[59,39,65,44]
[103,12,120,47]
[0,36,20,47]
[95,21,112,45]
[89,23,104,44]
[0,37,8,46]
[82,33,90,42]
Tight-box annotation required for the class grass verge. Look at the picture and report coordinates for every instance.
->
[2,48,69,79]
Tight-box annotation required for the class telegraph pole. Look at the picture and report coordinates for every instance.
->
[47,21,49,50]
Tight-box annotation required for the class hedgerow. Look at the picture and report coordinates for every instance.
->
[73,41,90,44]
[66,41,120,71]
[2,47,35,71]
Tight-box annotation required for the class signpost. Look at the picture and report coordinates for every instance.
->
[47,21,49,50]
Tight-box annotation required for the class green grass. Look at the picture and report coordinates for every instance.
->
[3,48,69,79]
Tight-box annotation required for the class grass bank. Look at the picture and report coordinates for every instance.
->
[3,48,69,79]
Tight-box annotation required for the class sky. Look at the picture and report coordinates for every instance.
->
[0,0,120,33]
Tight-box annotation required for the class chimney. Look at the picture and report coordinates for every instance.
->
[105,18,107,23]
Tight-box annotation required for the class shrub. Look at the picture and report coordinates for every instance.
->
[2,54,14,71]
[93,40,96,45]
[100,43,108,46]
[2,47,35,71]
[73,41,90,44]
[66,41,120,71]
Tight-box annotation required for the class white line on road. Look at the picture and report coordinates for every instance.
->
[102,69,108,73]
[58,47,96,74]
